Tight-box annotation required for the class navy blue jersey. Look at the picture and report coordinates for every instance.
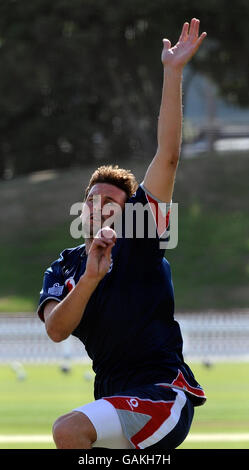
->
[37,184,206,406]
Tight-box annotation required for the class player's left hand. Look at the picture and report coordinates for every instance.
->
[161,18,207,70]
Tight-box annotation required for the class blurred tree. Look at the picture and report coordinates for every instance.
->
[0,0,248,177]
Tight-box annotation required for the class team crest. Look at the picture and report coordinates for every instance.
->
[48,283,64,296]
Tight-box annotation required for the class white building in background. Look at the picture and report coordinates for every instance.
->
[182,70,249,157]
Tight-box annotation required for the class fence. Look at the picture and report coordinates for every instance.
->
[0,310,249,364]
[0,314,87,364]
[176,310,249,362]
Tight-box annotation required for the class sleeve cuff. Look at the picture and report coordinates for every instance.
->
[140,181,172,205]
[36,297,61,322]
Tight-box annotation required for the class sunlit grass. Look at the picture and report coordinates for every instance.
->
[0,362,248,449]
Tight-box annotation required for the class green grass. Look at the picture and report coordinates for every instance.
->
[182,362,249,431]
[0,361,248,449]
[0,363,94,435]
[167,207,249,310]
[0,225,75,312]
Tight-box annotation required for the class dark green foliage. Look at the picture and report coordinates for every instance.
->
[0,0,248,177]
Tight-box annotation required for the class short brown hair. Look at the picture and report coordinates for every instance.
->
[84,165,138,200]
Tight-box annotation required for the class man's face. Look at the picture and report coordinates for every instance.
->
[81,183,127,238]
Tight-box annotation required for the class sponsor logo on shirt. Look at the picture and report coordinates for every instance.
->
[48,283,64,296]
[65,277,76,292]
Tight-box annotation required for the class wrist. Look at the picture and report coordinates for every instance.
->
[80,273,100,290]
[163,65,183,78]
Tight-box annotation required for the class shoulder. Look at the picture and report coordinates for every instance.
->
[50,244,85,273]
[126,183,147,205]
[59,243,86,261]
[127,182,172,206]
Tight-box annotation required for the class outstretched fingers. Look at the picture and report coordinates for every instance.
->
[161,17,207,68]
[180,18,207,45]
[189,18,199,40]
[196,31,207,46]
[179,22,189,42]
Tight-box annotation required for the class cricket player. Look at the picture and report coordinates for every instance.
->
[37,18,207,449]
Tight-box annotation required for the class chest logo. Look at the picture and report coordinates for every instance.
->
[65,278,76,292]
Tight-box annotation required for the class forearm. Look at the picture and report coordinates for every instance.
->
[45,274,99,342]
[156,66,183,164]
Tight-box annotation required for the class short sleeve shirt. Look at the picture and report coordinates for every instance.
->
[37,184,206,406]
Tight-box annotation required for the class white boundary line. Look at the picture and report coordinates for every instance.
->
[186,433,249,442]
[0,433,249,443]
[0,435,52,443]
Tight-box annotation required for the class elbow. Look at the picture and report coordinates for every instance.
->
[167,147,180,166]
[168,155,179,168]
[46,323,69,343]
[156,148,180,168]
[164,148,180,168]
[49,333,65,343]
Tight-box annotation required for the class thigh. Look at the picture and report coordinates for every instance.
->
[73,399,133,449]
[52,410,97,449]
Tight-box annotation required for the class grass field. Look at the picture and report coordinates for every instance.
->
[0,361,249,449]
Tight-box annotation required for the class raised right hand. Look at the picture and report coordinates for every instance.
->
[161,18,207,71]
